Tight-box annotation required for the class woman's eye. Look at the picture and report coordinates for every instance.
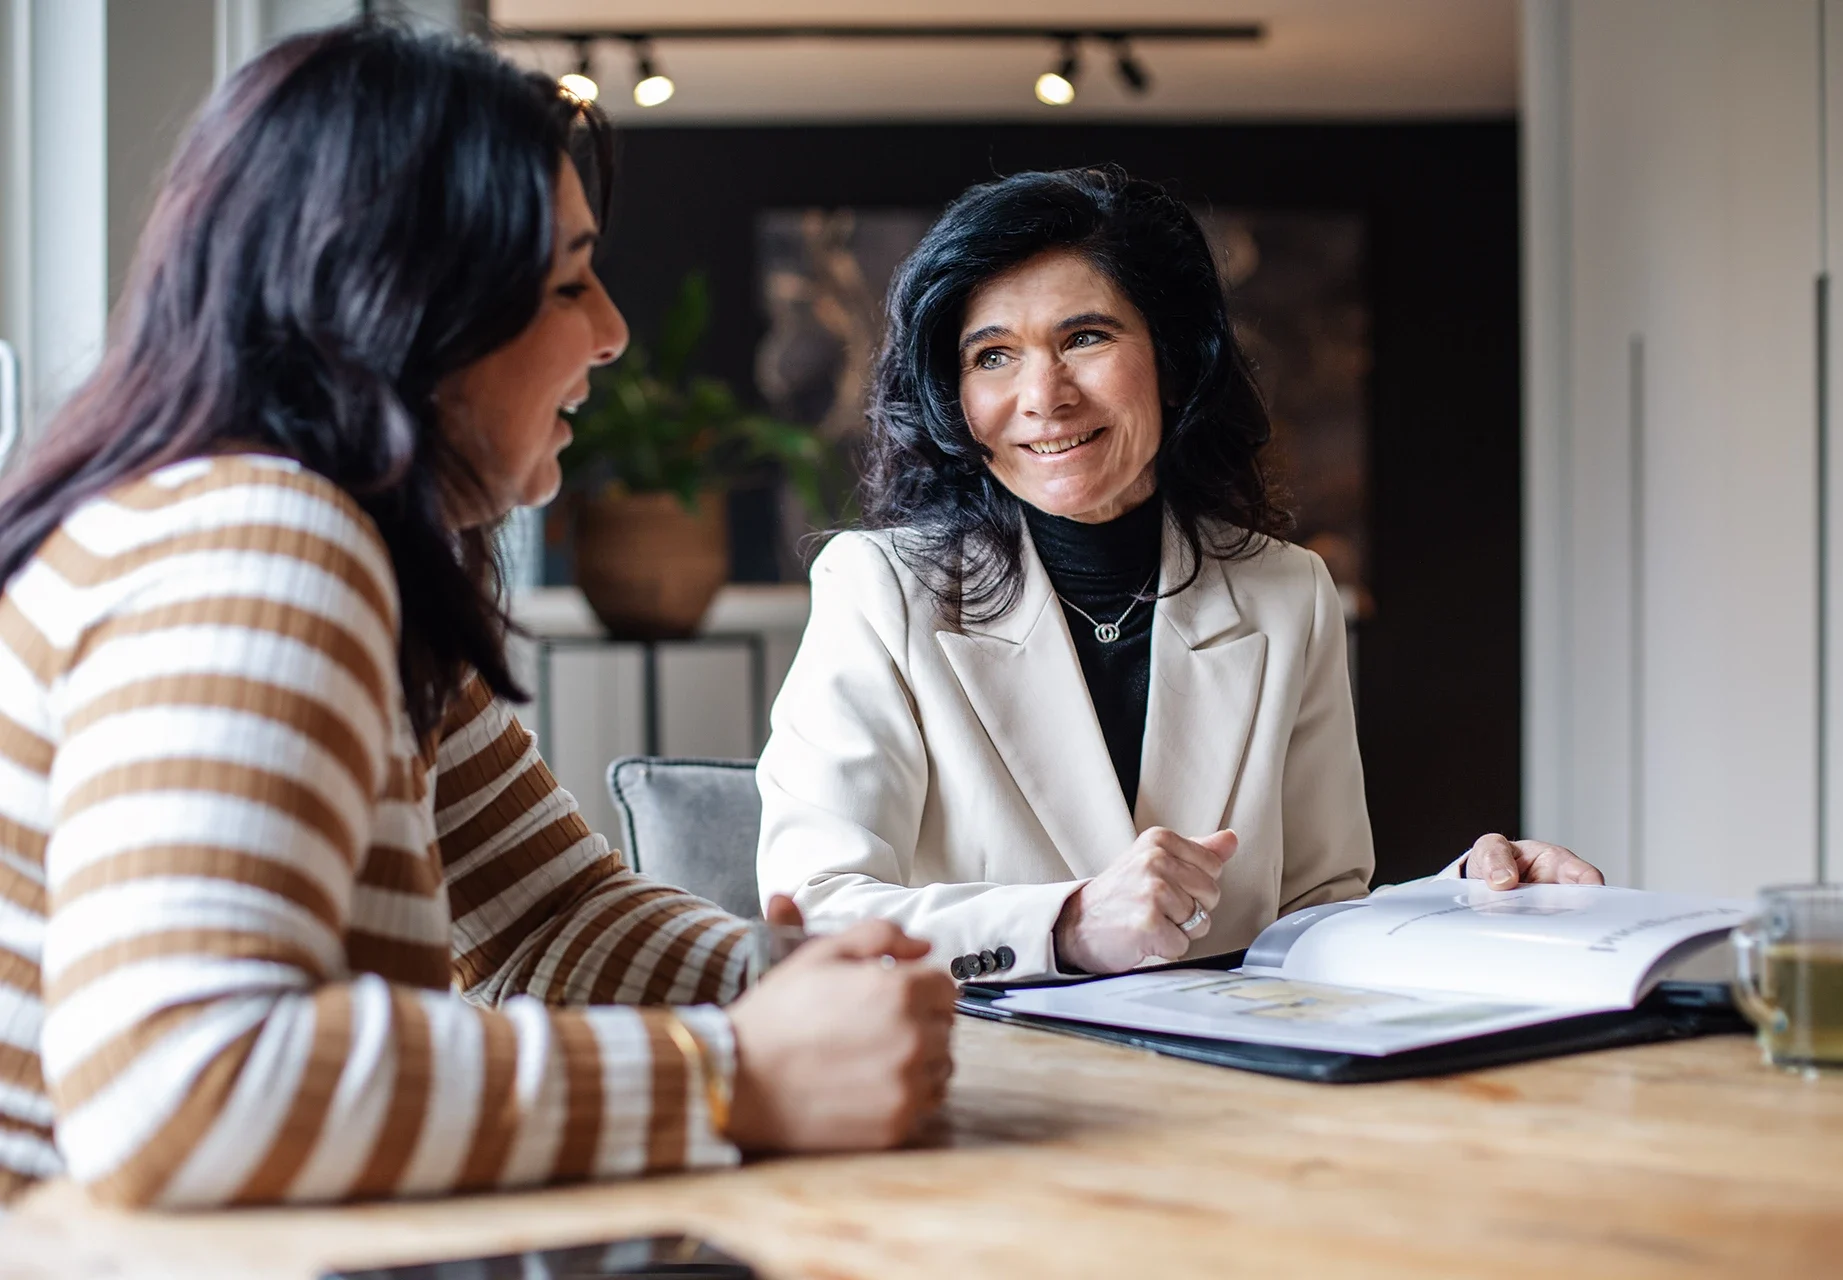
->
[557,282,590,300]
[1069,330,1107,349]
[976,350,1007,370]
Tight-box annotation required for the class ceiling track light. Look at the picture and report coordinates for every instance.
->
[1035,38,1079,107]
[515,25,1265,109]
[1111,37,1151,96]
[557,38,599,104]
[628,37,675,108]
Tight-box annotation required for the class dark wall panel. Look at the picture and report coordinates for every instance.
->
[598,121,1521,884]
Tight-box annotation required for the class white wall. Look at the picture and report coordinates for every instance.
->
[0,0,490,452]
[0,1,24,471]
[1524,0,1831,893]
[108,0,216,304]
[0,1,109,437]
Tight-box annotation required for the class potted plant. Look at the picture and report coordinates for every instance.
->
[558,272,837,639]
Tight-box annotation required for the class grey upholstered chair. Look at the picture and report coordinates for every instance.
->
[605,756,764,919]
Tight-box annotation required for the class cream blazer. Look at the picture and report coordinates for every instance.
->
[755,517,1376,979]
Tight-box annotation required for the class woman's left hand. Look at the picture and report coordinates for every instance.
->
[1463,833,1605,890]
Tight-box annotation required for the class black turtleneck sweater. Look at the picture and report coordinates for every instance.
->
[1021,497,1163,809]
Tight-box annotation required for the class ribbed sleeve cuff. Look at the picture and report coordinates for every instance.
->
[577,1004,740,1178]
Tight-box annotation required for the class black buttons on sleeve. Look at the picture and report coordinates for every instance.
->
[950,945,1016,981]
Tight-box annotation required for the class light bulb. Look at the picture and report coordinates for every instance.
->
[1036,41,1081,107]
[634,73,675,107]
[1034,71,1075,106]
[559,72,599,104]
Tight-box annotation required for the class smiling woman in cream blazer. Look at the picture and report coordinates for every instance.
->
[757,168,1602,982]
[758,516,1359,980]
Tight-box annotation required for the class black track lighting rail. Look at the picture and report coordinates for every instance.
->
[498,24,1265,45]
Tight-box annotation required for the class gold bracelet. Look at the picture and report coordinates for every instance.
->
[661,1011,732,1138]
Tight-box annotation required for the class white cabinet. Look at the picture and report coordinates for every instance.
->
[508,586,809,848]
[1525,0,1827,893]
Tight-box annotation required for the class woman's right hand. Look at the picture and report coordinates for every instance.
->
[1053,827,1238,974]
[724,908,956,1153]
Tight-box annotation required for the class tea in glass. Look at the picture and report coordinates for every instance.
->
[1732,885,1843,1072]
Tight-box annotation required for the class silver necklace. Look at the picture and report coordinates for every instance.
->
[1058,573,1157,644]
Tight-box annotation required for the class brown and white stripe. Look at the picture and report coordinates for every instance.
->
[0,455,751,1208]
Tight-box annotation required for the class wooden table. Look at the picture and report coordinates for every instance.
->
[3,1017,1840,1279]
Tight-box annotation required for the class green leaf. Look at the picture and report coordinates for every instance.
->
[559,268,846,519]
[655,272,710,387]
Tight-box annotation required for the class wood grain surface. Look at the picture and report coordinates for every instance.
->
[3,1018,1839,1279]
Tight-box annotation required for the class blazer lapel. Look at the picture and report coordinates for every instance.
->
[1134,523,1268,840]
[934,530,1138,880]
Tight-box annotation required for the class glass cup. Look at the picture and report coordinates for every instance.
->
[1730,884,1843,1073]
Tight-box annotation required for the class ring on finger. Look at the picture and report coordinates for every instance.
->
[1177,902,1210,935]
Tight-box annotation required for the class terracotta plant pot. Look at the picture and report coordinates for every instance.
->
[572,487,729,639]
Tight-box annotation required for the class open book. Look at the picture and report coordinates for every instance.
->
[991,879,1747,1057]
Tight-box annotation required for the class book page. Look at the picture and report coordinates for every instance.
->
[1248,880,1747,1007]
[991,969,1574,1056]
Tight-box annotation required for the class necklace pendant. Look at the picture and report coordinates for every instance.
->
[1094,622,1122,643]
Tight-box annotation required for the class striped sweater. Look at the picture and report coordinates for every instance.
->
[0,454,753,1207]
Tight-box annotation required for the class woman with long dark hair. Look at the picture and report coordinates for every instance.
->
[756,167,1600,981]
[0,24,953,1209]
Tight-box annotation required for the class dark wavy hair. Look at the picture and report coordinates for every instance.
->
[0,22,613,738]
[862,166,1288,628]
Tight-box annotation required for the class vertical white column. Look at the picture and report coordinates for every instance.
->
[1822,0,1843,884]
[1520,0,1574,847]
[214,0,263,82]
[26,0,107,429]
[0,0,29,466]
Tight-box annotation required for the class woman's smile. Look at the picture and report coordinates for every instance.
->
[1023,426,1106,457]
[556,388,588,444]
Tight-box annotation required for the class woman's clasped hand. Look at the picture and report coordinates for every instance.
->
[726,897,957,1151]
[1053,828,1239,974]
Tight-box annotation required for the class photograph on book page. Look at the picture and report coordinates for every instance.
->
[992,969,1567,1057]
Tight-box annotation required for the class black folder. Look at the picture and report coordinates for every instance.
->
[954,951,1749,1084]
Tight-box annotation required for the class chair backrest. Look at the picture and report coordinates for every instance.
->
[606,756,763,919]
